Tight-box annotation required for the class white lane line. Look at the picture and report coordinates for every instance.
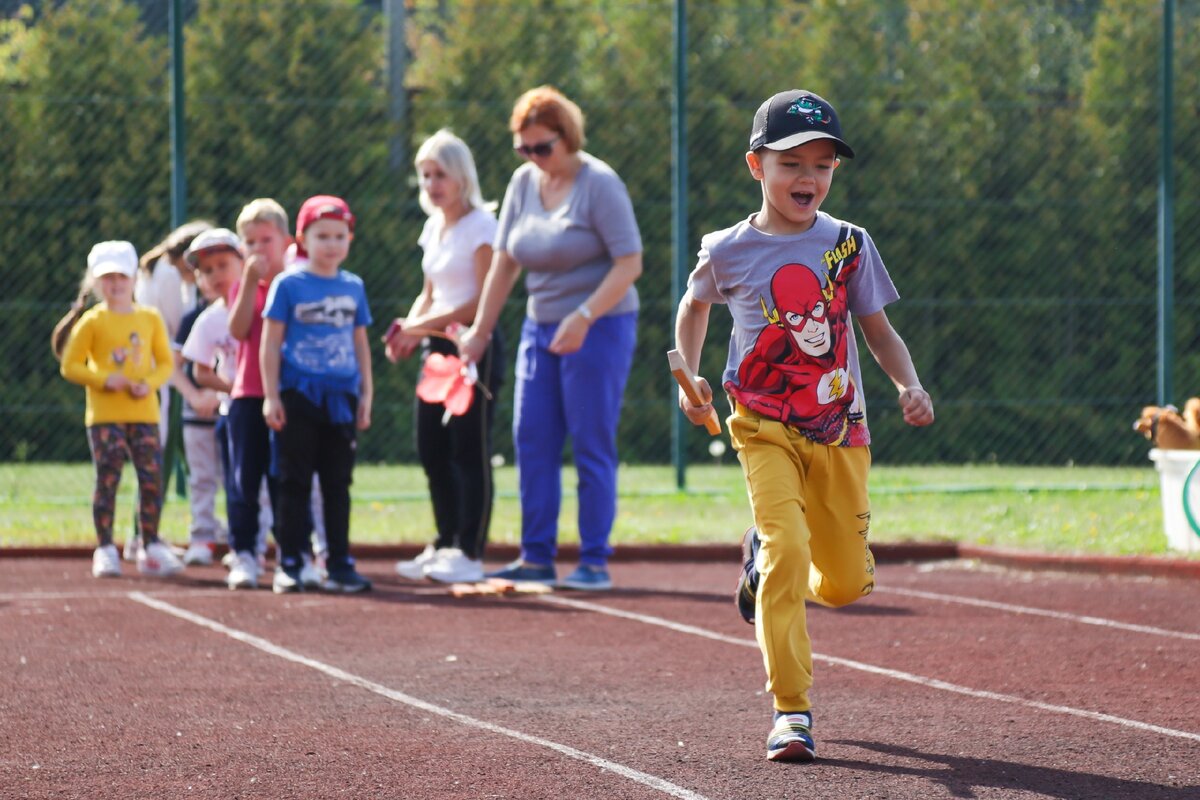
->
[541,595,1200,745]
[874,586,1200,642]
[0,588,224,603]
[127,592,712,800]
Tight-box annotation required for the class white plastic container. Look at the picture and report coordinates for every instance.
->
[1148,448,1200,554]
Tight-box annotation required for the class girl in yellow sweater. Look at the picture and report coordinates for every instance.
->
[60,241,183,578]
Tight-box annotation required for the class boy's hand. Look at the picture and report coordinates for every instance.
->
[104,374,130,392]
[357,396,372,431]
[898,386,934,426]
[678,376,716,427]
[244,254,265,283]
[128,381,150,398]
[192,389,221,418]
[263,394,286,431]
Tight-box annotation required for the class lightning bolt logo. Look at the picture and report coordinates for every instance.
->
[827,371,845,399]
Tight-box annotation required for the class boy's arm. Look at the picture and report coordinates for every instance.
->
[193,363,232,394]
[260,319,287,430]
[856,309,934,427]
[170,352,219,417]
[228,264,263,341]
[674,287,717,426]
[354,325,372,431]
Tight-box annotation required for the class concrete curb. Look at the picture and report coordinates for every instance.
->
[3,541,1196,579]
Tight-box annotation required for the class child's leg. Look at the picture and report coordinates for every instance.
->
[273,393,319,571]
[312,419,356,573]
[730,412,816,714]
[183,423,221,543]
[87,424,128,547]
[226,397,272,555]
[805,447,874,608]
[126,423,164,543]
[309,475,326,559]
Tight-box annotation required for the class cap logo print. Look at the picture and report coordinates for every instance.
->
[787,97,829,125]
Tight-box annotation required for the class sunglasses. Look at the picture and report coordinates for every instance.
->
[513,136,560,158]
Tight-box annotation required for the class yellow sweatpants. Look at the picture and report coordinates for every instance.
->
[729,407,875,713]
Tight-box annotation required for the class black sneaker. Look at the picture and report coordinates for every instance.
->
[322,567,372,594]
[735,526,760,625]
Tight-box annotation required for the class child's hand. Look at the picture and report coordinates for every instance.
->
[678,376,716,427]
[104,374,130,392]
[128,381,150,398]
[357,396,372,431]
[244,254,265,283]
[898,386,934,427]
[263,395,286,431]
[192,389,221,418]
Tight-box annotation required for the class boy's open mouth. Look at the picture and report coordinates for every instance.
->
[791,192,815,207]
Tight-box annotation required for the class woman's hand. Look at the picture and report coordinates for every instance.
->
[383,319,423,363]
[548,310,591,355]
[458,327,490,365]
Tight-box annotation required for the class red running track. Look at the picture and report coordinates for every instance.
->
[0,557,1197,799]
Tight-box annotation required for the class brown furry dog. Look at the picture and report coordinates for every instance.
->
[1133,398,1200,450]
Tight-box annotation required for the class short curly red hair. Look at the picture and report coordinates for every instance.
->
[509,86,586,153]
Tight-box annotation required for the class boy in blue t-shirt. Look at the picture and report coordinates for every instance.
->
[261,195,374,593]
[674,90,934,762]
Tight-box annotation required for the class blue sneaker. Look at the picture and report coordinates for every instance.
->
[484,560,556,585]
[322,566,372,593]
[767,710,815,762]
[735,526,760,625]
[559,564,612,591]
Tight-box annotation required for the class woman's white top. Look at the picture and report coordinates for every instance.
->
[418,207,498,316]
[134,256,196,339]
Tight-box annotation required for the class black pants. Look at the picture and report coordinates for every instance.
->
[415,333,503,560]
[275,390,356,572]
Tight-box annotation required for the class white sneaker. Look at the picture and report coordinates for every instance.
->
[92,544,121,578]
[122,533,140,562]
[138,541,185,577]
[227,551,260,590]
[395,544,438,581]
[299,552,326,590]
[183,541,215,566]
[424,548,484,584]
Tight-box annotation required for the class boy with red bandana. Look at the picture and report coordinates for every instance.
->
[674,90,934,762]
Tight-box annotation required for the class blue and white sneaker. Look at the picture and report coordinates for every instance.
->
[736,526,760,625]
[767,710,815,762]
[322,566,372,593]
[558,564,612,591]
[484,560,556,585]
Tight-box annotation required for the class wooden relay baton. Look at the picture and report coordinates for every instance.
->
[667,349,722,436]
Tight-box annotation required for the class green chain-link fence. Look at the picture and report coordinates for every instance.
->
[1,0,1198,505]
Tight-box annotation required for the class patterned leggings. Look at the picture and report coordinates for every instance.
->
[87,423,163,547]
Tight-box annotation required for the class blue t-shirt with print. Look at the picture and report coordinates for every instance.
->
[263,269,372,423]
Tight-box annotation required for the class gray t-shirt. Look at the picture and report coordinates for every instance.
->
[494,152,642,323]
[689,211,899,446]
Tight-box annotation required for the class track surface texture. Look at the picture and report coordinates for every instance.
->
[1,557,1196,799]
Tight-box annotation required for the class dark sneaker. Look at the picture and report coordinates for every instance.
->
[322,567,372,594]
[484,560,556,585]
[767,711,815,762]
[272,565,303,594]
[558,564,612,591]
[736,526,760,625]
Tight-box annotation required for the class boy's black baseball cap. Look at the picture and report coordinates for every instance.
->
[749,90,854,158]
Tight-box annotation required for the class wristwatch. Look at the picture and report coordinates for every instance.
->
[576,303,594,322]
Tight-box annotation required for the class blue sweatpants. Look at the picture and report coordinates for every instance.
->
[512,312,637,567]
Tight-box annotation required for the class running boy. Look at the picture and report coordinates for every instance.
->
[674,90,934,762]
[261,195,373,593]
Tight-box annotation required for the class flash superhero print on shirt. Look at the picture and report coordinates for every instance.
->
[729,228,867,446]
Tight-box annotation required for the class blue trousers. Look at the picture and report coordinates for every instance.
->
[512,312,637,567]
